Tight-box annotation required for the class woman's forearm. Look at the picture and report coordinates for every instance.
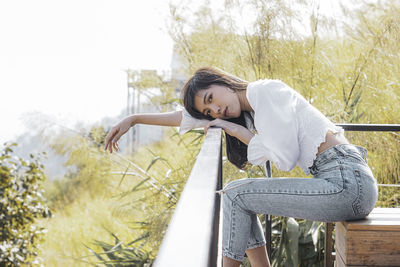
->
[205,118,254,145]
[231,124,254,145]
[130,110,182,127]
[104,110,183,153]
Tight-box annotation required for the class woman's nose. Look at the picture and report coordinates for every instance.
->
[211,104,221,115]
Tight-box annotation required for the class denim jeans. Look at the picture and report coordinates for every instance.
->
[221,144,378,261]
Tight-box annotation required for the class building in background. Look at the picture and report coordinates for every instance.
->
[123,44,189,154]
[170,44,188,94]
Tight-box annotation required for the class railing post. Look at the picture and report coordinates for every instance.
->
[264,161,272,259]
[324,222,334,267]
[208,131,223,266]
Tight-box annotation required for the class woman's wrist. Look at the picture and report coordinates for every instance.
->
[227,122,254,145]
[204,119,254,145]
[128,114,138,127]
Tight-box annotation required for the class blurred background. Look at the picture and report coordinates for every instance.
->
[1,0,399,266]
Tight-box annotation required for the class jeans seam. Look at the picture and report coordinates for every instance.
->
[352,169,365,216]
[235,188,345,198]
[228,200,235,251]
[228,195,254,252]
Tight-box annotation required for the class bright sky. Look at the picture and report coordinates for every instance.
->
[0,0,362,145]
[0,0,173,144]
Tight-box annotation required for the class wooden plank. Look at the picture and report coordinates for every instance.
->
[366,208,400,214]
[336,208,400,266]
[345,230,400,266]
[335,222,348,264]
[153,128,222,267]
[335,251,346,267]
[343,208,400,231]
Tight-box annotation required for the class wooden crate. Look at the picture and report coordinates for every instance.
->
[335,208,400,266]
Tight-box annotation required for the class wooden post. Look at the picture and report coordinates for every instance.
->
[324,222,333,267]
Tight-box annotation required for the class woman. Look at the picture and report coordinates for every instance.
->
[105,67,378,267]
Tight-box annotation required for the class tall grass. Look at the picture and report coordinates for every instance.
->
[36,126,204,265]
[169,0,400,195]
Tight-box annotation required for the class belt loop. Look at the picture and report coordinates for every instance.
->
[309,163,319,175]
[334,145,348,157]
[357,146,368,163]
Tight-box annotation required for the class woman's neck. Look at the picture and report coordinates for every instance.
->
[238,89,253,112]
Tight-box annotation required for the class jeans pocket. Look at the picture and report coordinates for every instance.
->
[315,164,345,192]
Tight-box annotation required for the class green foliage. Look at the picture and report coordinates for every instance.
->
[86,230,151,266]
[36,124,203,265]
[168,0,400,265]
[0,143,51,266]
[241,216,327,267]
[85,129,204,265]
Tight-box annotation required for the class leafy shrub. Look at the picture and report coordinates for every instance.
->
[0,143,51,266]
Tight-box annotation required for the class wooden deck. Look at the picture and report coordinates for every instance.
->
[335,208,400,266]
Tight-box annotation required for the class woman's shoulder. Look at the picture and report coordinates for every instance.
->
[247,79,287,96]
[247,79,288,100]
[248,79,286,89]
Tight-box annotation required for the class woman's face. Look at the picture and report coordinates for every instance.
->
[193,84,242,119]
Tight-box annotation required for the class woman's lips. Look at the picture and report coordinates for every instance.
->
[224,107,228,117]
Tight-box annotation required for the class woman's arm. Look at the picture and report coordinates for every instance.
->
[204,119,254,145]
[134,111,182,127]
[104,111,182,153]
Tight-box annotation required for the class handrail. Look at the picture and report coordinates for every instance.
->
[153,128,223,267]
[336,123,400,131]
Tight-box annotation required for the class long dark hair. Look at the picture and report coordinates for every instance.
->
[181,67,252,169]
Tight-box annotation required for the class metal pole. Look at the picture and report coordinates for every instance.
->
[130,73,136,153]
[265,161,272,259]
[126,70,131,154]
[136,86,140,147]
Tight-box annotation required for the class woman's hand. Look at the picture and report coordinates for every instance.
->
[104,115,136,153]
[104,111,184,153]
[204,119,254,145]
[204,118,238,136]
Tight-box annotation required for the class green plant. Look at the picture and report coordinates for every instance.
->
[0,143,51,266]
[86,230,152,267]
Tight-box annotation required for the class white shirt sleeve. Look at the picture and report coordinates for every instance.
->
[246,80,301,171]
[178,108,210,135]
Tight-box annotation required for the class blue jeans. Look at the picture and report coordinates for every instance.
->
[221,144,378,261]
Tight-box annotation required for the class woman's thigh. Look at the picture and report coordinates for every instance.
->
[222,175,358,222]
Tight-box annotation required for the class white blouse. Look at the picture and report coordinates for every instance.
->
[179,79,344,175]
[178,108,210,135]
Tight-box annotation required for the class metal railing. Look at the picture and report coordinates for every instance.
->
[154,124,400,267]
[153,128,223,267]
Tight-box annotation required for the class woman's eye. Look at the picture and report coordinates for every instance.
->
[208,94,212,103]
